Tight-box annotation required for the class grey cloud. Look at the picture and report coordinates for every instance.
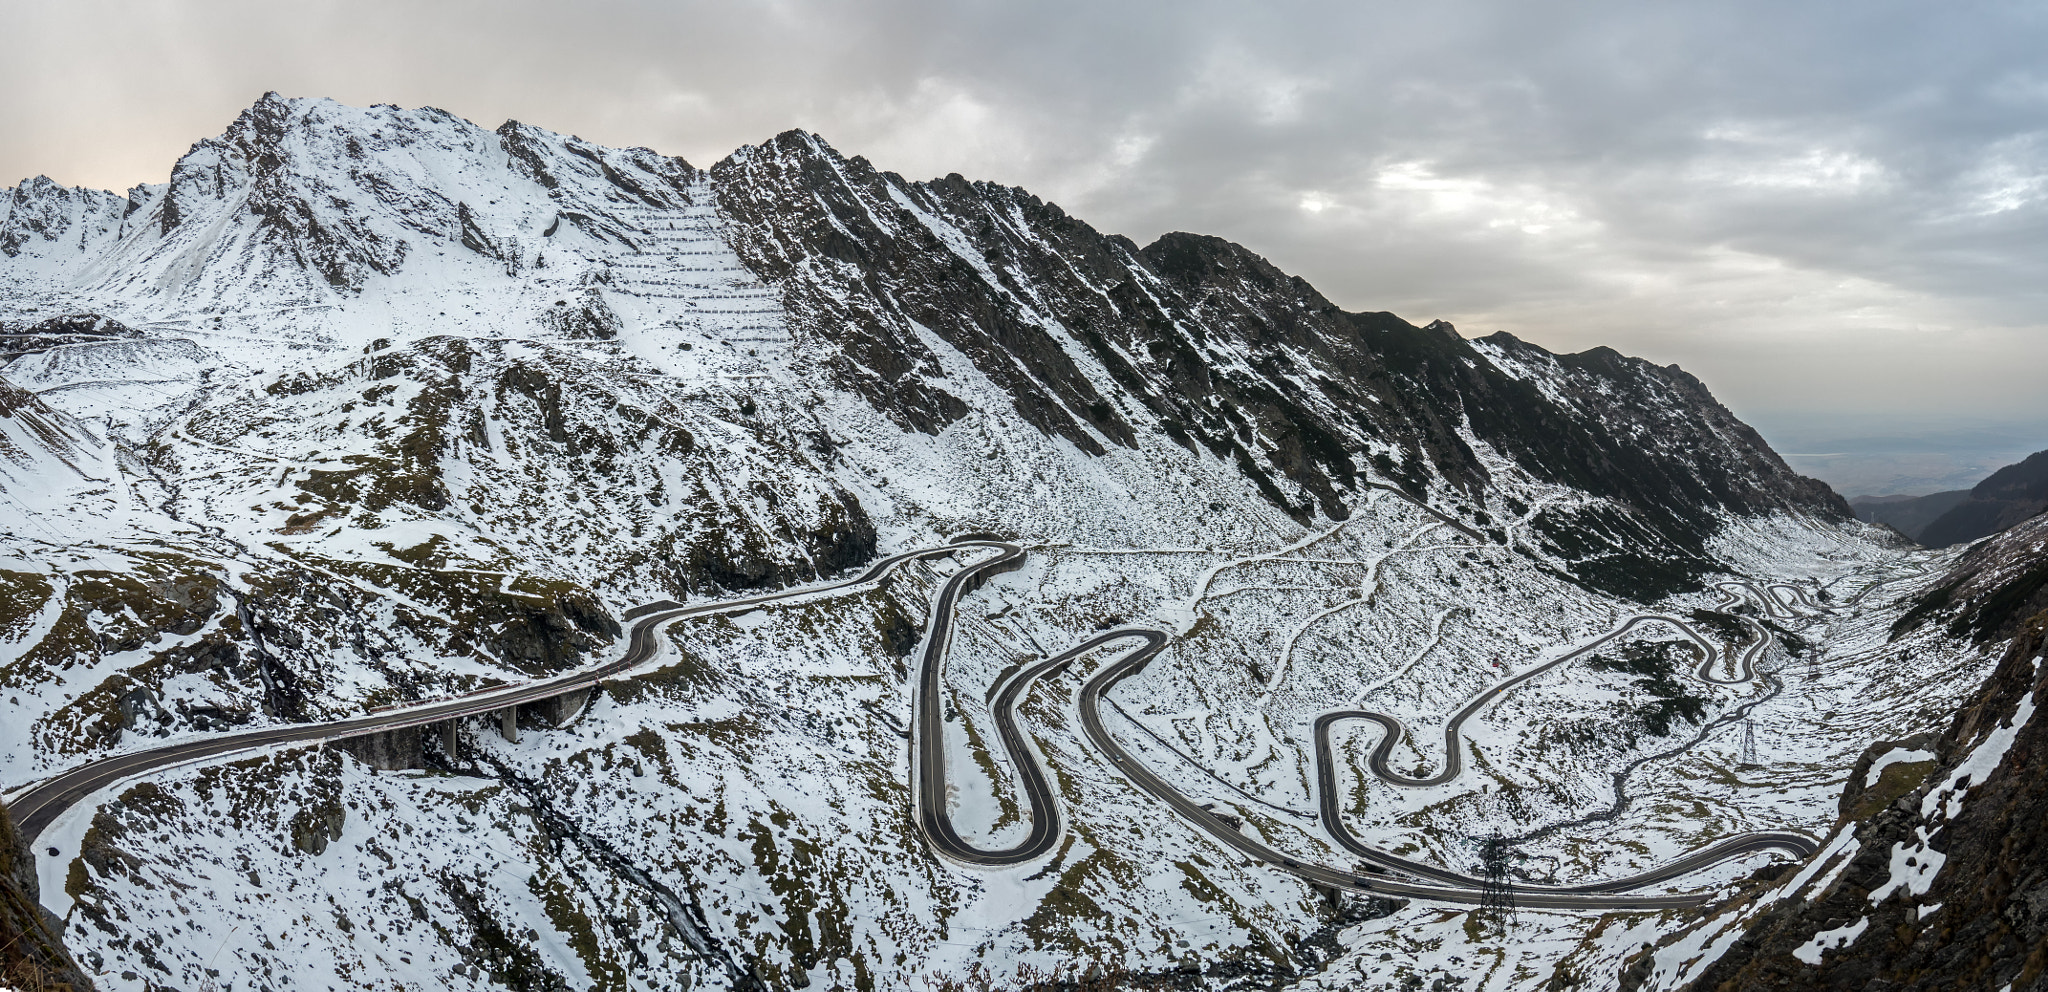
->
[3,0,2045,470]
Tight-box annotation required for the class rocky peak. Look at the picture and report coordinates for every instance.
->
[0,174,127,261]
[1473,330,1852,526]
[0,96,1852,602]
[125,94,701,298]
[1140,230,1332,308]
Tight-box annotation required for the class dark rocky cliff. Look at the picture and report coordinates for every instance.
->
[1,802,96,991]
[710,131,1848,599]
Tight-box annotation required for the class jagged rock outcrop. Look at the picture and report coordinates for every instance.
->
[0,175,128,265]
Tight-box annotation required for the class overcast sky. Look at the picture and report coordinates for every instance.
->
[4,0,2046,486]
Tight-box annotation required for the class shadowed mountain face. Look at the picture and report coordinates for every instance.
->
[1850,490,1971,542]
[1917,449,2048,548]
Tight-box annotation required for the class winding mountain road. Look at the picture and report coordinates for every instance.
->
[1304,595,1816,891]
[1312,613,1761,793]
[10,533,1821,913]
[972,558,1817,907]
[1073,636,1806,909]
[1715,580,1824,621]
[6,540,1005,842]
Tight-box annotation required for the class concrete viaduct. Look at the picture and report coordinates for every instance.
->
[337,686,596,770]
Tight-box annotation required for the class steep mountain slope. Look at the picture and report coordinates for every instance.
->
[1,800,94,992]
[1892,500,2048,647]
[0,377,114,511]
[1851,490,1971,543]
[1918,448,2048,548]
[711,133,1847,597]
[0,94,1950,992]
[1654,513,2048,992]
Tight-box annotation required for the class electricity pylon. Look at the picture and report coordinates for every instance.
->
[1476,829,1517,937]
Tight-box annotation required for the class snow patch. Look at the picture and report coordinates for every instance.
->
[1792,916,1867,964]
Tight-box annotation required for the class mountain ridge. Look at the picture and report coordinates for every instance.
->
[1850,490,1972,543]
[1,93,1934,992]
[6,96,1847,521]
[1917,448,2048,548]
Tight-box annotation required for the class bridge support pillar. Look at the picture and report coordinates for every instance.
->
[499,706,520,743]
[558,687,590,725]
[337,725,424,771]
[532,688,593,728]
[441,719,459,761]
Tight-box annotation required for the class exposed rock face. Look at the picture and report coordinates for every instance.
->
[1683,529,2048,991]
[1919,448,2048,549]
[1893,510,2048,645]
[0,801,95,991]
[710,131,1847,598]
[538,286,622,339]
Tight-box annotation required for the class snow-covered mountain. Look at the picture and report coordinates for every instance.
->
[0,94,2006,992]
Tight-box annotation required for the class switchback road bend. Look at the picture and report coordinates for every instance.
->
[10,536,1819,912]
[6,540,1014,841]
